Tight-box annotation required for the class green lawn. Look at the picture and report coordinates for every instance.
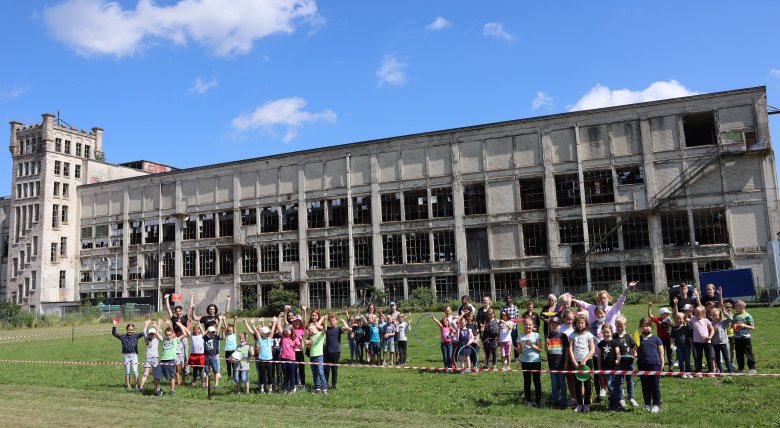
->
[0,304,778,427]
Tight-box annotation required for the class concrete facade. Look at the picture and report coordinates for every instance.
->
[4,87,779,313]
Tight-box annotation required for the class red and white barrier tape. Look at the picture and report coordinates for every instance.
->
[0,358,776,377]
[0,329,107,341]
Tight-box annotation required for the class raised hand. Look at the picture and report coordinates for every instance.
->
[112,318,119,325]
[628,280,639,288]
[301,304,308,311]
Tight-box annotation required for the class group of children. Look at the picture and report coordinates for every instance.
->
[344,302,412,367]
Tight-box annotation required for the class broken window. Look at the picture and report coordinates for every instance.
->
[331,280,351,308]
[519,177,545,210]
[384,278,405,303]
[590,265,621,287]
[622,214,650,250]
[354,236,373,266]
[555,174,580,207]
[523,223,548,256]
[466,228,489,270]
[309,282,326,308]
[241,208,257,226]
[433,229,455,262]
[381,193,402,222]
[626,265,654,292]
[698,259,732,273]
[406,232,431,264]
[558,219,584,246]
[308,240,325,269]
[463,183,487,215]
[218,212,233,237]
[526,271,550,298]
[661,211,690,246]
[583,169,614,204]
[328,199,348,227]
[199,213,215,239]
[467,273,491,301]
[588,217,619,253]
[219,249,233,275]
[183,251,196,277]
[162,252,175,278]
[561,268,587,294]
[404,189,429,221]
[260,207,279,233]
[95,225,109,248]
[435,276,458,302]
[81,227,93,249]
[260,244,278,272]
[282,204,298,231]
[129,221,142,245]
[182,217,196,240]
[199,249,216,275]
[431,187,454,218]
[494,272,520,299]
[382,234,403,265]
[307,201,325,229]
[616,165,644,185]
[353,195,371,225]
[692,209,728,245]
[683,111,716,147]
[665,262,693,287]
[329,238,348,269]
[159,218,174,242]
[240,285,257,310]
[145,219,159,244]
[282,242,299,262]
[242,247,257,273]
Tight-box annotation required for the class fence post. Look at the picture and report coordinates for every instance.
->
[72,322,75,343]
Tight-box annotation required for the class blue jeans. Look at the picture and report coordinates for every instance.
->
[619,360,635,400]
[310,355,327,390]
[282,358,297,391]
[550,372,567,406]
[676,344,691,373]
[607,374,622,409]
[713,343,731,372]
[440,342,453,368]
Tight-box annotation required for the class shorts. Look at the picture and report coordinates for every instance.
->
[188,354,205,367]
[369,342,380,356]
[144,357,159,369]
[154,360,176,380]
[123,353,139,376]
[234,369,248,383]
[500,341,512,357]
[175,342,186,365]
[205,355,221,374]
[382,341,395,353]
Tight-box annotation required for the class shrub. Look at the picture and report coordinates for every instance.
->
[267,288,299,315]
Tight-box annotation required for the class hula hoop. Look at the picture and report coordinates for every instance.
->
[455,345,479,370]
[413,313,442,349]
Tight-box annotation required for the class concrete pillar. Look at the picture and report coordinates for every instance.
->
[369,154,383,303]
[450,140,468,297]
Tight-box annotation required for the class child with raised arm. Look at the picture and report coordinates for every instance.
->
[367,314,382,366]
[203,315,225,389]
[647,302,674,370]
[324,313,351,389]
[163,293,190,381]
[519,319,543,407]
[187,322,205,387]
[568,315,595,413]
[111,318,145,391]
[247,317,276,394]
[154,320,189,396]
[231,332,253,395]
[307,310,328,393]
[430,314,455,369]
[710,308,733,373]
[732,300,757,373]
[222,314,238,380]
[139,319,162,391]
[278,323,301,394]
[635,317,664,413]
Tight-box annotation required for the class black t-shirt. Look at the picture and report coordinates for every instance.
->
[203,334,221,356]
[701,292,721,307]
[669,287,694,311]
[523,311,540,330]
[482,319,499,341]
[671,324,692,346]
[637,335,663,366]
[545,331,569,370]
[200,315,219,329]
[476,308,489,326]
[353,325,366,343]
[170,314,189,336]
[467,322,480,346]
[615,332,635,364]
[272,333,282,357]
[326,326,342,354]
[597,338,621,370]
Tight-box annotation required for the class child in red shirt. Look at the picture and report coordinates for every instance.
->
[647,302,673,369]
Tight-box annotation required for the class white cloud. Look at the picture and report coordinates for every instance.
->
[42,0,319,57]
[770,69,780,79]
[231,97,336,143]
[531,91,553,110]
[0,85,26,99]
[483,22,514,42]
[569,80,699,111]
[189,77,218,95]
[377,55,407,87]
[426,16,450,31]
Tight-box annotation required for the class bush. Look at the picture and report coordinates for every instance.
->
[267,288,299,315]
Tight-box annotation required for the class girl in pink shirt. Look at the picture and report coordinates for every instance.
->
[278,324,302,393]
[691,306,715,374]
[431,315,455,369]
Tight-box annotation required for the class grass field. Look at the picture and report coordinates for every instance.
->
[0,304,779,427]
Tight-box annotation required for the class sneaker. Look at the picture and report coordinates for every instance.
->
[314,388,321,394]
[644,405,651,412]
[749,369,757,374]
[136,387,142,392]
[619,399,626,408]
[568,398,577,408]
[291,387,297,394]
[574,405,583,412]
[583,405,590,413]
[526,401,534,407]
[168,391,175,397]
[155,389,163,397]
[673,361,679,368]
[322,389,328,395]
[126,386,132,392]
[629,398,639,407]
[599,388,607,398]
[651,405,660,413]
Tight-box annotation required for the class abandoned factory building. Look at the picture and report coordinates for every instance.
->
[4,86,779,314]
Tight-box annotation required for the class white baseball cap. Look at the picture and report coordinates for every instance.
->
[659,308,671,315]
[147,328,156,335]
[260,326,270,334]
[207,326,217,333]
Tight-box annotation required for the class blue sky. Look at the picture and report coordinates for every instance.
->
[2,1,780,195]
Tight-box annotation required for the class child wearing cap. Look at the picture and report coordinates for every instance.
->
[545,316,568,408]
[154,320,190,396]
[277,322,301,393]
[203,316,224,389]
[246,317,277,394]
[647,302,673,369]
[139,319,162,392]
